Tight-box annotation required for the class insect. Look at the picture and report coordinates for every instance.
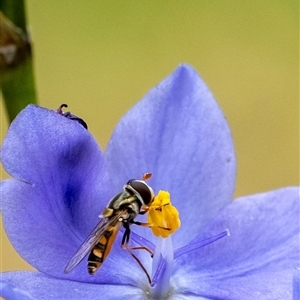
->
[64,173,164,283]
[56,104,88,129]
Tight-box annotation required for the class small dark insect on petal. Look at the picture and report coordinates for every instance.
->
[57,104,88,129]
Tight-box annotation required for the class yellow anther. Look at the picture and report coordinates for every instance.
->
[148,190,181,238]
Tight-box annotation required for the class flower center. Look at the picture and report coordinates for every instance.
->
[149,236,174,299]
[146,191,180,298]
[144,229,230,299]
[133,190,229,299]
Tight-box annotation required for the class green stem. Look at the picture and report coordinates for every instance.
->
[0,0,27,31]
[1,0,37,123]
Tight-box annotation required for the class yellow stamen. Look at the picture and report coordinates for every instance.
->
[148,190,180,238]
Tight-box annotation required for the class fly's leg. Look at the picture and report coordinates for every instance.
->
[132,220,171,232]
[121,225,152,284]
[126,245,154,256]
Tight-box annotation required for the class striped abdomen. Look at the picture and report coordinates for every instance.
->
[87,224,120,275]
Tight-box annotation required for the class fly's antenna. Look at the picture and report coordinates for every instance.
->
[142,172,152,181]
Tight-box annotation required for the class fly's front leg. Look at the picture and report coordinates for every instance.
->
[139,205,150,215]
[132,220,171,232]
[139,202,165,215]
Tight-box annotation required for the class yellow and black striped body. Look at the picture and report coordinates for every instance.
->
[64,175,155,276]
[87,223,121,275]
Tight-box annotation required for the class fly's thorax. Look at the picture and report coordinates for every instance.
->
[101,192,126,217]
[120,200,141,222]
[107,191,128,210]
[105,190,141,221]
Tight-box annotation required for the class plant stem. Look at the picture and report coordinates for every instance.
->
[1,0,37,123]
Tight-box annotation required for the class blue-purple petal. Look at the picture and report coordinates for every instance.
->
[105,64,236,248]
[294,268,300,300]
[1,271,145,300]
[0,281,37,300]
[172,187,299,299]
[1,105,142,283]
[1,105,112,233]
[1,181,153,285]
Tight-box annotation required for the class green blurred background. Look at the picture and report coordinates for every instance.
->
[1,1,299,273]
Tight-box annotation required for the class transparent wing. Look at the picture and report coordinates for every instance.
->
[64,213,123,273]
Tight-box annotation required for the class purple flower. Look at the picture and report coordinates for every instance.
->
[1,65,299,300]
[0,282,36,300]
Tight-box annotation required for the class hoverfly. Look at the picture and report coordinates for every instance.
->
[64,173,163,283]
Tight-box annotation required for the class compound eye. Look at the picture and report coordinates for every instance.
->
[127,180,154,205]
